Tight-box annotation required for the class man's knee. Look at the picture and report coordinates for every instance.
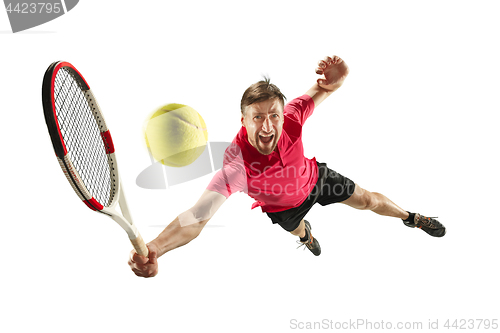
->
[359,190,379,211]
[342,184,379,211]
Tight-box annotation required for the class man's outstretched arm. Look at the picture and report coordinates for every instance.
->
[128,190,227,278]
[306,55,349,107]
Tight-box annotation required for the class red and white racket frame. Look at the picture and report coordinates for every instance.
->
[42,61,148,257]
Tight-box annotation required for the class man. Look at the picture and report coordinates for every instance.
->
[129,55,446,278]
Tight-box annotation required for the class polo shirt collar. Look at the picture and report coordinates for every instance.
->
[237,126,286,167]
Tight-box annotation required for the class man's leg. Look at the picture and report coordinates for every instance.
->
[340,183,446,237]
[290,219,306,238]
[341,183,409,219]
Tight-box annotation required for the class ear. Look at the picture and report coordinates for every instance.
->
[241,114,245,127]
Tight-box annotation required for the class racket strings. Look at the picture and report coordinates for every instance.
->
[54,68,113,207]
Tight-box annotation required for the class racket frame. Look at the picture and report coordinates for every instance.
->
[42,61,148,256]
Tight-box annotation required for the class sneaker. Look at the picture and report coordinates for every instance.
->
[297,220,321,256]
[403,213,446,237]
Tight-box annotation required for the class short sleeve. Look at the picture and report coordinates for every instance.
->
[283,95,315,125]
[206,142,247,197]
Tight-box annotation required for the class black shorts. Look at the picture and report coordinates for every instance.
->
[266,162,355,232]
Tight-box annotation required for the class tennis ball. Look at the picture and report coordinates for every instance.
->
[144,103,208,167]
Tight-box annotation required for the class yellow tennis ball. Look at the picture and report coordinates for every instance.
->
[144,103,208,167]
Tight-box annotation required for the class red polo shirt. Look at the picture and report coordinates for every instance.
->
[207,95,318,212]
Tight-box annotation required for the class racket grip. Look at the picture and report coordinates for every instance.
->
[130,234,149,257]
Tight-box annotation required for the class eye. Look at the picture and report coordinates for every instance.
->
[254,115,261,119]
[272,114,279,118]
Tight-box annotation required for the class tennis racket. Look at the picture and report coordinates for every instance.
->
[42,61,149,257]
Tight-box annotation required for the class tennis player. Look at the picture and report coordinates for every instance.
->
[129,55,446,278]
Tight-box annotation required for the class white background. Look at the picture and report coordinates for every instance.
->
[1,1,499,332]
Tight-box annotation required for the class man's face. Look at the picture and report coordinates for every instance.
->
[241,98,284,155]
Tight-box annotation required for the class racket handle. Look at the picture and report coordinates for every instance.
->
[131,234,149,257]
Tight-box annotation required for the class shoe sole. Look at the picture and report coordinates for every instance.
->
[404,218,446,237]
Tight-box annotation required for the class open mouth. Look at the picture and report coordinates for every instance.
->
[259,134,274,144]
